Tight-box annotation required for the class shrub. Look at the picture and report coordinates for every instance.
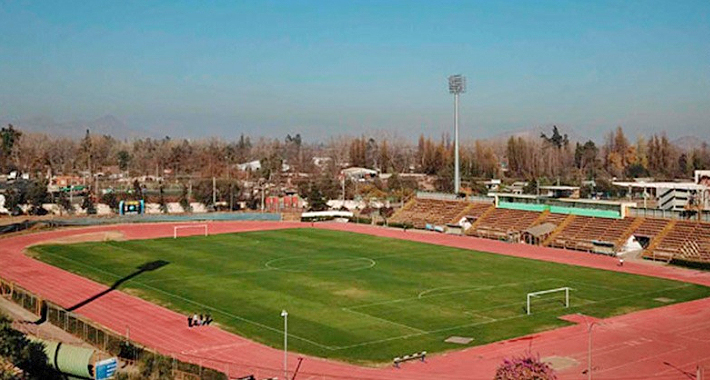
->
[494,353,557,380]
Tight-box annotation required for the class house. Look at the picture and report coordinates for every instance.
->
[237,160,261,172]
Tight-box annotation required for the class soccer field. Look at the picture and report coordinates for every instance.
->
[31,228,710,364]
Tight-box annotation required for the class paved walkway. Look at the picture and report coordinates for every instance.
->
[0,221,709,379]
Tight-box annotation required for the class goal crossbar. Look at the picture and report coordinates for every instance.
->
[173,224,209,239]
[526,287,570,315]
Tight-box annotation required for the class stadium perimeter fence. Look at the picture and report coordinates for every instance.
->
[0,277,229,380]
[0,212,282,236]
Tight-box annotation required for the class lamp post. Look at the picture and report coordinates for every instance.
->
[448,74,466,195]
[578,313,598,380]
[281,310,288,380]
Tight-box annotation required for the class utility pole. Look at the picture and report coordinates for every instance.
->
[212,177,216,208]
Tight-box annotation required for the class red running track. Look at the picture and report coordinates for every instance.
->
[1,221,710,379]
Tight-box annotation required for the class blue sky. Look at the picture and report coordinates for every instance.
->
[0,0,708,141]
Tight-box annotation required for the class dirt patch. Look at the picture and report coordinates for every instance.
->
[654,297,674,303]
[533,324,560,333]
[445,336,473,344]
[38,231,126,245]
[542,356,578,371]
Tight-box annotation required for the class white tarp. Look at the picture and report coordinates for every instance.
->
[302,211,354,218]
[620,235,643,254]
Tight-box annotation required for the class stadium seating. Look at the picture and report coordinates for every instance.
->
[535,212,569,227]
[389,198,483,229]
[646,221,710,263]
[548,216,638,253]
[633,218,672,238]
[468,208,541,239]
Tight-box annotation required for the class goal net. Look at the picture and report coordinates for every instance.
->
[173,224,209,239]
[526,287,570,315]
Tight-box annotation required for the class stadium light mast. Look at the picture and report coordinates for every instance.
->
[448,74,466,194]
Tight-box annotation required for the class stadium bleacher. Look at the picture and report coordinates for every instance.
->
[646,221,710,263]
[393,195,710,265]
[389,198,480,229]
[547,216,638,253]
[467,208,540,239]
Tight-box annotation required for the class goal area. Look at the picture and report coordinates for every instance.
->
[173,224,209,239]
[526,287,570,315]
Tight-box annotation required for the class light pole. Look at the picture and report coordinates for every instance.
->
[281,310,288,380]
[448,74,466,195]
[578,313,598,380]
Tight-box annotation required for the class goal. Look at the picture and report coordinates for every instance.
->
[526,287,570,315]
[173,224,209,239]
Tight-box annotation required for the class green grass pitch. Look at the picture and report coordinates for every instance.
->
[31,228,710,364]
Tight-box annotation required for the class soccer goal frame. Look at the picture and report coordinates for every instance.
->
[526,287,570,315]
[173,224,209,239]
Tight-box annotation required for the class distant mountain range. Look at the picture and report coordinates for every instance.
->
[672,136,708,152]
[1,116,706,151]
[0,115,158,140]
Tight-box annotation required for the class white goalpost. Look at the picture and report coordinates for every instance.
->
[526,287,570,315]
[173,224,209,239]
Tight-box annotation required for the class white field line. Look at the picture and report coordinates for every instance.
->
[340,307,427,334]
[330,284,692,350]
[264,256,376,272]
[350,278,560,310]
[463,311,498,323]
[41,251,694,352]
[141,267,275,284]
[41,252,337,350]
[564,279,636,294]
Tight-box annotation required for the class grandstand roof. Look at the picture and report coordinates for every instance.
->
[556,198,637,207]
[490,193,542,199]
[539,185,579,190]
[613,181,707,190]
[523,223,557,237]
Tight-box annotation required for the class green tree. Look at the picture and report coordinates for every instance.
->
[132,180,143,201]
[0,314,60,379]
[82,194,97,215]
[305,186,328,211]
[158,184,168,213]
[56,191,72,214]
[117,150,131,171]
[101,191,119,212]
[540,125,569,150]
[138,354,173,380]
[179,184,191,213]
[26,179,49,215]
[0,124,22,172]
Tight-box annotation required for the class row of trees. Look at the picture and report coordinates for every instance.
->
[506,126,710,183]
[2,124,709,196]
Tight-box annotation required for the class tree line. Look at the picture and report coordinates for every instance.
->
[1,124,709,197]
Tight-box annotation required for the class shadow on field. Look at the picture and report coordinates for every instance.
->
[64,260,170,313]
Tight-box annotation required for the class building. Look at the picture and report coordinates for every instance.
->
[614,171,710,211]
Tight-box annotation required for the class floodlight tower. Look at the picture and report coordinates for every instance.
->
[448,74,466,194]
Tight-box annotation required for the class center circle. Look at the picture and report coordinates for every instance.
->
[265,255,376,272]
